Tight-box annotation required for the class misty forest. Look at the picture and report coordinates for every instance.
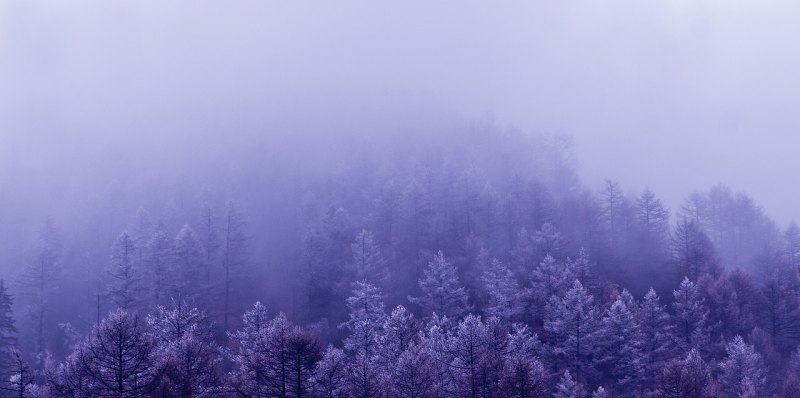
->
[3,2,800,398]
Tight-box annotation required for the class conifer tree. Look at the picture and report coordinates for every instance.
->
[107,230,139,311]
[597,298,643,396]
[553,370,584,398]
[348,230,388,285]
[410,251,471,319]
[719,336,766,398]
[672,278,709,352]
[221,200,247,331]
[481,258,521,320]
[0,280,17,383]
[638,288,675,387]
[544,280,600,383]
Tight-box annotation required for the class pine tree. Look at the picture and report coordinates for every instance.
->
[525,254,574,322]
[341,282,385,398]
[409,251,471,319]
[3,349,35,397]
[348,230,388,285]
[553,370,584,398]
[171,225,204,302]
[719,336,766,398]
[147,300,220,397]
[0,280,17,384]
[229,303,321,397]
[597,298,643,396]
[672,278,709,352]
[448,314,490,397]
[544,280,599,383]
[50,310,158,397]
[637,288,675,388]
[107,230,139,311]
[671,218,719,281]
[653,349,714,398]
[379,305,417,363]
[314,346,348,398]
[145,224,174,306]
[566,249,598,295]
[20,218,61,358]
[533,222,567,259]
[389,341,436,398]
[635,189,669,239]
[481,258,521,320]
[220,200,247,331]
[500,324,546,398]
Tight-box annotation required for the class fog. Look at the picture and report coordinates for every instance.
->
[3,2,800,396]
[5,1,800,223]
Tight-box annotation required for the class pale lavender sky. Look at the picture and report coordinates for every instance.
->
[2,1,800,223]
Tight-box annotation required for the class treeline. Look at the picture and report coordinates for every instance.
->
[1,251,799,397]
[1,124,799,396]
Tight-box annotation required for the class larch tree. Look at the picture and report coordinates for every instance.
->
[718,336,766,398]
[672,278,710,353]
[388,341,436,398]
[599,179,628,253]
[50,310,158,397]
[148,300,221,397]
[526,254,575,320]
[653,349,715,398]
[533,222,567,260]
[227,303,323,397]
[197,199,219,284]
[637,288,675,388]
[3,350,35,398]
[544,280,600,384]
[221,200,247,331]
[107,230,139,311]
[341,282,385,398]
[145,223,174,306]
[20,218,61,360]
[480,258,521,321]
[0,280,17,383]
[500,324,546,398]
[447,314,490,398]
[171,225,205,303]
[553,370,584,398]
[597,298,643,396]
[348,230,388,286]
[409,251,471,319]
[635,189,670,239]
[671,218,720,281]
[313,346,348,398]
[379,305,418,364]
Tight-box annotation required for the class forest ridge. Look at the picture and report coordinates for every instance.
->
[0,126,797,397]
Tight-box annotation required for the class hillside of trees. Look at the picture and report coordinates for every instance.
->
[1,123,799,397]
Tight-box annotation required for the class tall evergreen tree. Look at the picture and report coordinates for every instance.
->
[171,225,204,302]
[341,282,385,398]
[409,251,471,319]
[221,200,247,331]
[718,336,766,398]
[544,280,600,383]
[20,218,61,360]
[480,258,521,320]
[0,281,17,391]
[637,288,675,388]
[348,230,388,286]
[107,230,139,311]
[597,298,643,396]
[145,223,174,306]
[672,278,710,353]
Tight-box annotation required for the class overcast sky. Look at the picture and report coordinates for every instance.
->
[2,1,800,224]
